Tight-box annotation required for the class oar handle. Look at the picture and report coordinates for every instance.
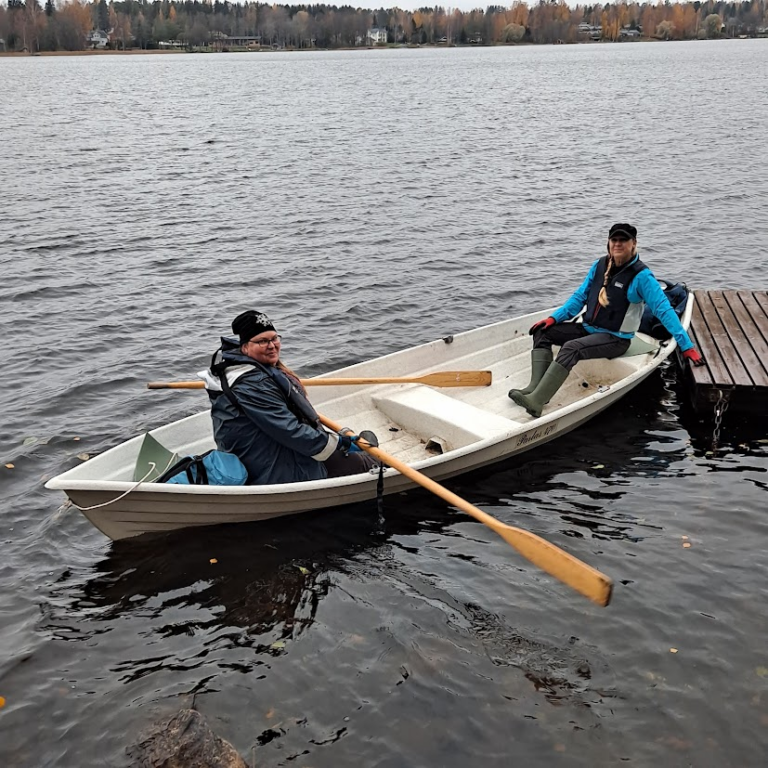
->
[148,382,205,389]
[147,370,492,390]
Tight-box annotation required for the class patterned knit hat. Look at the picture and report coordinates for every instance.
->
[232,311,276,343]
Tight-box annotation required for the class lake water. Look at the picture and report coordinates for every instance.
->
[1,41,767,767]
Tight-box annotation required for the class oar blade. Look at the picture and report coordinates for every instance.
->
[492,524,613,606]
[318,413,613,607]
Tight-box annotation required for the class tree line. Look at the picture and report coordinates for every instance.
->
[1,0,767,53]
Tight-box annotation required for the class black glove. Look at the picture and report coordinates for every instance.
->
[337,433,362,455]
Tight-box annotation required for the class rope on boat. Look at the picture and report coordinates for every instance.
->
[62,454,179,513]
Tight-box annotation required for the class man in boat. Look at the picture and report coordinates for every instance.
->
[198,310,377,485]
[509,223,704,418]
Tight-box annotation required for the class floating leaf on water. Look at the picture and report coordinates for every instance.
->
[592,464,605,470]
[270,640,286,651]
[209,558,218,564]
[76,453,90,461]
[681,535,689,540]
[683,542,692,548]
[23,437,37,446]
[670,648,678,653]
[0,695,5,708]
[4,464,14,470]
[756,666,768,678]
[73,437,81,441]
[296,565,310,575]
[756,439,768,444]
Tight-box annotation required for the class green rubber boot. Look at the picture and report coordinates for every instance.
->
[508,348,553,399]
[508,361,570,418]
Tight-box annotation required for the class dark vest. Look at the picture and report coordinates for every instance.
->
[586,256,647,333]
[210,351,320,427]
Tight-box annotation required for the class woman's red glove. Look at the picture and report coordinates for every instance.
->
[529,316,556,335]
[683,348,705,366]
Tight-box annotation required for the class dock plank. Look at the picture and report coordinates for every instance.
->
[723,291,768,386]
[750,291,768,330]
[689,292,730,386]
[739,292,768,345]
[695,291,754,386]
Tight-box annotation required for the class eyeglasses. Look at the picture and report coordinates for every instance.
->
[248,334,282,348]
[609,237,630,243]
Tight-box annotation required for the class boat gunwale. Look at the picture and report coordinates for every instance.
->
[45,302,689,498]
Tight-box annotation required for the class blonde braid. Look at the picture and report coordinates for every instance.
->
[598,256,614,308]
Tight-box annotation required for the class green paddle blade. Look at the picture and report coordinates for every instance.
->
[133,432,179,482]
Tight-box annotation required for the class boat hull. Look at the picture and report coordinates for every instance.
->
[46,306,690,540]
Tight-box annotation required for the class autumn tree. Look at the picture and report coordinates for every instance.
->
[96,0,108,31]
[55,0,93,50]
[18,0,46,52]
[502,22,526,41]
[704,12,723,36]
[656,19,674,39]
[292,9,311,48]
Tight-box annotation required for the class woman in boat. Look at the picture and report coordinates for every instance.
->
[508,223,704,418]
[199,310,378,485]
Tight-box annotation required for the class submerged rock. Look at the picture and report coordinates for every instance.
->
[127,709,248,768]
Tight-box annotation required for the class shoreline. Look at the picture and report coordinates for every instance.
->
[1,37,753,58]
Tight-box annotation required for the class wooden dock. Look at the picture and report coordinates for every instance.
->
[682,290,768,414]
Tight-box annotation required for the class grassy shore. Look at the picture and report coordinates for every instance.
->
[0,37,735,57]
[0,48,190,56]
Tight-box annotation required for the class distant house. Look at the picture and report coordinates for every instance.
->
[86,30,110,49]
[620,27,641,38]
[210,35,263,50]
[366,27,387,45]
[0,38,6,53]
[578,23,602,40]
[226,35,262,48]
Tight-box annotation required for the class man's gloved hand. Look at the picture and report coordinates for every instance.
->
[529,316,556,335]
[337,433,362,455]
[683,348,705,367]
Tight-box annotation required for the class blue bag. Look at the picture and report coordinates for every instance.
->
[638,279,688,340]
[159,450,248,486]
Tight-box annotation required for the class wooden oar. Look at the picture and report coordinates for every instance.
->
[318,414,613,607]
[147,370,492,390]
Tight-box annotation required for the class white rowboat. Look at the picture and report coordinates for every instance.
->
[46,304,692,541]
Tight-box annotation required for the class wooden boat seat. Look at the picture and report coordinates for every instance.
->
[372,387,518,452]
